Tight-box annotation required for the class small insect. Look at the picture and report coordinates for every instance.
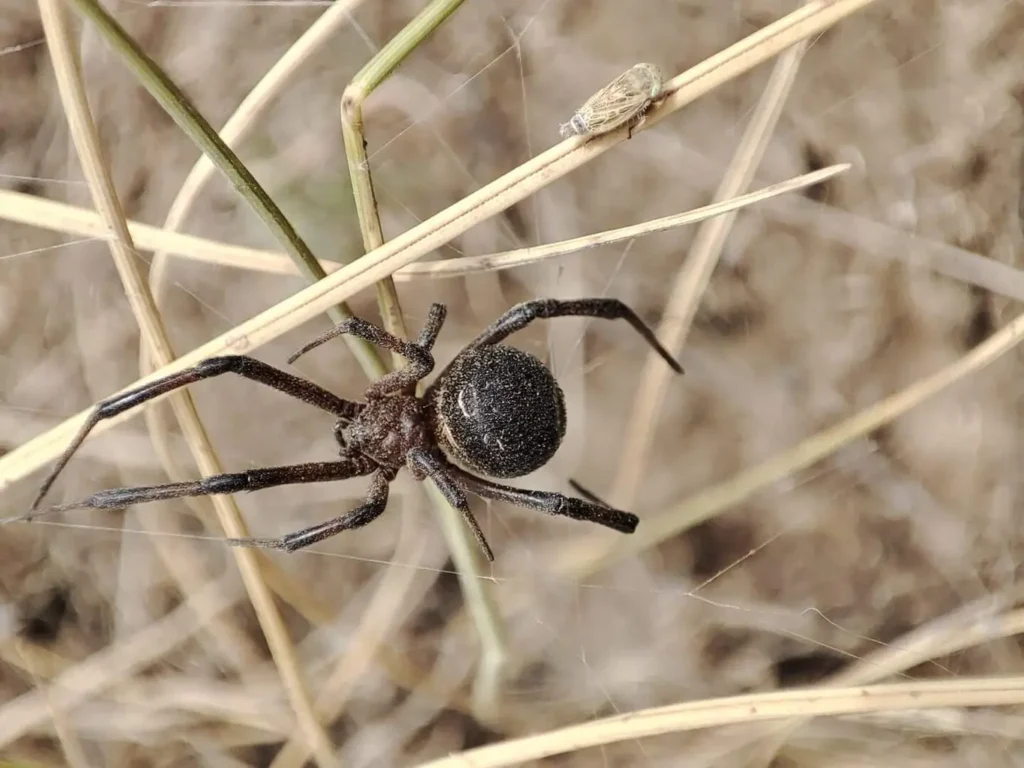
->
[559,62,664,140]
[9,298,682,562]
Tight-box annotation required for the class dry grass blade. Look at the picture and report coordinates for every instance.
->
[0,0,878,505]
[140,0,372,663]
[399,165,849,279]
[338,0,465,346]
[46,705,89,768]
[838,709,1024,740]
[3,1,1017,765]
[0,165,847,280]
[770,200,1024,302]
[0,641,72,682]
[743,593,1024,765]
[335,0,505,720]
[269,507,431,768]
[143,0,379,470]
[651,0,877,129]
[414,676,1024,768]
[147,0,369,249]
[0,574,239,746]
[11,160,1024,301]
[59,0,363,335]
[831,601,1024,688]
[562,308,1024,575]
[34,2,336,764]
[12,631,90,768]
[611,31,809,510]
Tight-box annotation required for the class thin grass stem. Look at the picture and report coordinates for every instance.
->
[43,2,338,763]
[337,0,505,720]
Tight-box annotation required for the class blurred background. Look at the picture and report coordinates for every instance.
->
[2,0,1024,765]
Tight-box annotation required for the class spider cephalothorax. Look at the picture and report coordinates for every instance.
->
[10,298,682,561]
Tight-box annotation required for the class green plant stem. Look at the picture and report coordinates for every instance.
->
[340,0,466,344]
[340,96,406,350]
[338,0,507,720]
[62,0,385,378]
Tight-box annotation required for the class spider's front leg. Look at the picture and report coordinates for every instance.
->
[464,297,682,374]
[289,304,448,398]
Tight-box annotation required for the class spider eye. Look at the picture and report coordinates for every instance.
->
[434,345,566,479]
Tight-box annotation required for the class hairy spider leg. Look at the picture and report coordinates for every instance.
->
[7,459,376,525]
[31,355,361,511]
[449,465,639,534]
[225,469,390,553]
[407,448,494,562]
[287,308,446,399]
[287,303,446,364]
[460,298,682,374]
[414,303,447,349]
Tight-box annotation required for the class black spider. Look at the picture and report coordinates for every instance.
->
[11,298,682,561]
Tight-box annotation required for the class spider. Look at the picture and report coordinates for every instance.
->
[11,298,682,561]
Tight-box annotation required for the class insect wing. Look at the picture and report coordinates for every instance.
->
[560,63,663,138]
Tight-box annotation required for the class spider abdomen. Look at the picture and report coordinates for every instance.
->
[430,345,567,479]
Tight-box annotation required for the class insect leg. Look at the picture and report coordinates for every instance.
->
[31,356,361,510]
[626,106,651,139]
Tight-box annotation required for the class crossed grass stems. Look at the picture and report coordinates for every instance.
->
[5,0,960,765]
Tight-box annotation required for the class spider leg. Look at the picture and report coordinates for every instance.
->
[226,469,390,553]
[288,305,447,399]
[407,449,494,562]
[9,459,376,525]
[415,303,447,350]
[450,466,639,534]
[31,356,361,510]
[463,298,682,374]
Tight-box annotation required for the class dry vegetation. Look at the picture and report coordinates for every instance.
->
[2,0,1024,766]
